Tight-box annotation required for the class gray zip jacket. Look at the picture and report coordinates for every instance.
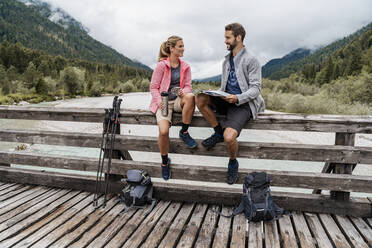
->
[220,47,265,119]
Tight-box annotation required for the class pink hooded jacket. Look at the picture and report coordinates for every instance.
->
[149,58,192,113]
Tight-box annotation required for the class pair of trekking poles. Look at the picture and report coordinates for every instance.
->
[93,96,122,208]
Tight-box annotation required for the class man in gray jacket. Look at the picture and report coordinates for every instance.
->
[196,23,265,184]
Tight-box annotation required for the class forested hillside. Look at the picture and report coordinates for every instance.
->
[0,41,152,104]
[0,0,150,69]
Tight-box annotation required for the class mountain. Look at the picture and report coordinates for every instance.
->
[195,74,221,83]
[0,0,150,70]
[262,48,311,78]
[267,22,372,80]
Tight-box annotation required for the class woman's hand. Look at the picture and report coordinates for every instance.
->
[178,88,184,98]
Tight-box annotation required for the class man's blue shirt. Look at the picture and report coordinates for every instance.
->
[226,55,242,95]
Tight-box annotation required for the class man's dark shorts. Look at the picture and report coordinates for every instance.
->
[209,95,252,135]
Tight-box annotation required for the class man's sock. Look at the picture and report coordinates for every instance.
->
[213,123,223,135]
[181,123,190,133]
[161,154,168,166]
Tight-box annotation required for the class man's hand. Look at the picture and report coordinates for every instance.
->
[223,94,238,103]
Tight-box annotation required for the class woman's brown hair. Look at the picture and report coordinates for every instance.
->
[158,35,183,61]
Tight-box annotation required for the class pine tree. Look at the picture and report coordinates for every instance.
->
[23,62,39,89]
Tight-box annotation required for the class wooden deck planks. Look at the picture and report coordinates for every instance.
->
[85,208,138,248]
[211,207,233,248]
[0,185,32,202]
[319,213,351,248]
[264,220,280,248]
[304,213,333,248]
[0,189,77,242]
[121,201,171,248]
[292,212,316,248]
[0,192,90,248]
[49,196,118,248]
[140,202,182,247]
[0,188,60,224]
[176,203,208,248]
[248,221,263,248]
[157,202,195,248]
[0,183,370,248]
[349,217,372,246]
[194,205,220,248]
[30,195,115,247]
[230,212,247,248]
[335,215,369,248]
[278,215,298,248]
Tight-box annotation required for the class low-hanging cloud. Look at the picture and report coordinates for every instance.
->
[44,0,372,78]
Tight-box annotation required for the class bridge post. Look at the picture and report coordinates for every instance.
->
[330,132,356,201]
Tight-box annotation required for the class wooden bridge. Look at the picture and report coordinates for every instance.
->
[0,105,371,247]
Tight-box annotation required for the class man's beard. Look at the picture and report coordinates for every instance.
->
[227,39,237,51]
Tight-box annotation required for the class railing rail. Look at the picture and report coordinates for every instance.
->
[0,106,371,217]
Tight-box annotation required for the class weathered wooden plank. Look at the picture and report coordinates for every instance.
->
[1,167,371,217]
[318,214,351,248]
[1,106,372,133]
[3,151,372,192]
[194,205,220,248]
[0,192,90,248]
[335,215,369,248]
[278,215,298,248]
[0,184,31,201]
[0,183,20,195]
[230,213,246,248]
[0,186,50,209]
[86,208,138,248]
[176,204,208,248]
[31,194,114,247]
[121,201,171,248]
[0,183,16,191]
[248,221,263,248]
[105,207,148,248]
[211,207,233,248]
[49,197,117,248]
[291,212,316,248]
[0,188,55,221]
[0,189,67,233]
[140,202,182,248]
[304,213,333,248]
[0,190,77,242]
[68,201,129,248]
[1,129,372,164]
[349,217,372,246]
[264,220,280,248]
[158,203,195,248]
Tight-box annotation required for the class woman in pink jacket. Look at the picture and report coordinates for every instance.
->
[150,35,196,180]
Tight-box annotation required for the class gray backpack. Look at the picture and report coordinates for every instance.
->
[119,169,156,216]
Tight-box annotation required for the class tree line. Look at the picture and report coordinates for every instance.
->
[0,40,152,104]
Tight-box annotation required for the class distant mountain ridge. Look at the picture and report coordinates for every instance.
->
[262,48,311,78]
[0,0,150,70]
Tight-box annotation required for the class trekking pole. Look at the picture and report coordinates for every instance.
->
[93,108,110,207]
[93,96,118,207]
[103,98,122,208]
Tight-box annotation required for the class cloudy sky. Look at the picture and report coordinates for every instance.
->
[43,0,372,79]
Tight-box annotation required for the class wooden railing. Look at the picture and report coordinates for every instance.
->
[0,106,371,217]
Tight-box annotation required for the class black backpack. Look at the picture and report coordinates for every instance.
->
[236,172,284,221]
[119,169,156,216]
[217,172,284,222]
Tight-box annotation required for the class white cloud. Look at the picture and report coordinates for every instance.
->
[43,0,372,78]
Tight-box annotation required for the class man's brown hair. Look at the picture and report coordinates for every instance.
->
[225,23,246,41]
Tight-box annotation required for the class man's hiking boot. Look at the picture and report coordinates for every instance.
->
[161,158,171,180]
[179,130,197,148]
[227,159,239,185]
[202,133,224,150]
